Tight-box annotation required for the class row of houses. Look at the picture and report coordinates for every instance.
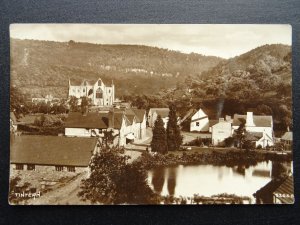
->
[64,108,147,146]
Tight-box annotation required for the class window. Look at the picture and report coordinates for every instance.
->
[98,80,101,86]
[55,166,64,171]
[27,164,35,171]
[83,89,85,92]
[196,122,200,126]
[96,88,103,98]
[67,166,75,172]
[16,164,24,170]
[109,90,111,93]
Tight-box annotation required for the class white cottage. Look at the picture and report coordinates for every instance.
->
[190,108,209,132]
[232,112,274,148]
[211,118,232,146]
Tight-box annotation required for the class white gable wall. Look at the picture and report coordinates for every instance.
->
[190,109,209,132]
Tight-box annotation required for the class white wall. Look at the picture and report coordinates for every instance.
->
[190,109,209,132]
[212,122,232,146]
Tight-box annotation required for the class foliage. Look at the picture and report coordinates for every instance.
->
[9,176,32,204]
[80,96,91,113]
[33,114,64,127]
[151,115,167,154]
[224,137,235,147]
[233,118,246,150]
[166,104,183,151]
[69,96,79,112]
[78,147,158,204]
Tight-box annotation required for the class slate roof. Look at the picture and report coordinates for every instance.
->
[131,109,146,123]
[209,120,219,127]
[281,131,293,141]
[254,175,294,204]
[69,78,98,86]
[154,109,170,118]
[108,111,124,129]
[232,114,272,127]
[245,132,263,141]
[10,136,97,167]
[274,176,294,204]
[64,112,109,129]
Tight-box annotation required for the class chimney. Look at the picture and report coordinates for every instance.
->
[225,115,232,122]
[246,112,255,126]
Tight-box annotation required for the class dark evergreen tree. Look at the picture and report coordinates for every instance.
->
[151,115,167,154]
[166,104,183,151]
[234,118,246,150]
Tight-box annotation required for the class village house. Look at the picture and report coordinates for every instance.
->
[148,108,170,128]
[64,112,109,137]
[211,118,232,146]
[68,77,115,106]
[189,108,209,132]
[64,108,147,147]
[232,112,274,148]
[10,136,97,174]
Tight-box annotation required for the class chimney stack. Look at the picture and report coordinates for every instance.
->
[246,112,255,126]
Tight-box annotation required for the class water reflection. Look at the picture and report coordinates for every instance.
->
[148,161,288,198]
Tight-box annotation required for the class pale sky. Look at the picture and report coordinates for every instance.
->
[10,24,291,58]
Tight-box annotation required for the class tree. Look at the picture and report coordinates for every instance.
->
[78,147,157,204]
[69,96,78,112]
[166,104,183,151]
[151,115,167,154]
[80,96,91,114]
[234,118,246,150]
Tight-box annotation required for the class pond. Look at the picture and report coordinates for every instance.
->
[147,161,289,199]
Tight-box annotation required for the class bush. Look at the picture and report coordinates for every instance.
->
[256,144,262,150]
[224,137,235,147]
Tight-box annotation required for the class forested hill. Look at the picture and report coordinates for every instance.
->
[190,44,292,100]
[10,38,224,98]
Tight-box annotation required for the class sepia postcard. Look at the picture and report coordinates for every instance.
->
[9,24,294,205]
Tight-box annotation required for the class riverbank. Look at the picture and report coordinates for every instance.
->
[138,149,292,169]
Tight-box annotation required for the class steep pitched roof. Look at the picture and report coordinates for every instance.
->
[149,108,169,117]
[232,114,272,127]
[254,175,294,204]
[281,131,293,141]
[108,111,124,129]
[125,114,135,125]
[154,108,170,118]
[245,132,263,141]
[274,176,294,204]
[65,112,109,129]
[209,120,219,127]
[180,108,197,123]
[69,78,98,86]
[10,136,96,167]
[131,109,146,123]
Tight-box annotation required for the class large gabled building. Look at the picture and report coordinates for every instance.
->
[68,77,115,106]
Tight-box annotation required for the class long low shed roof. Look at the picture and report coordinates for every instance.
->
[10,136,97,167]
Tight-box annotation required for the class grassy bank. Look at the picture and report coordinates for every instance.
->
[138,149,292,169]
